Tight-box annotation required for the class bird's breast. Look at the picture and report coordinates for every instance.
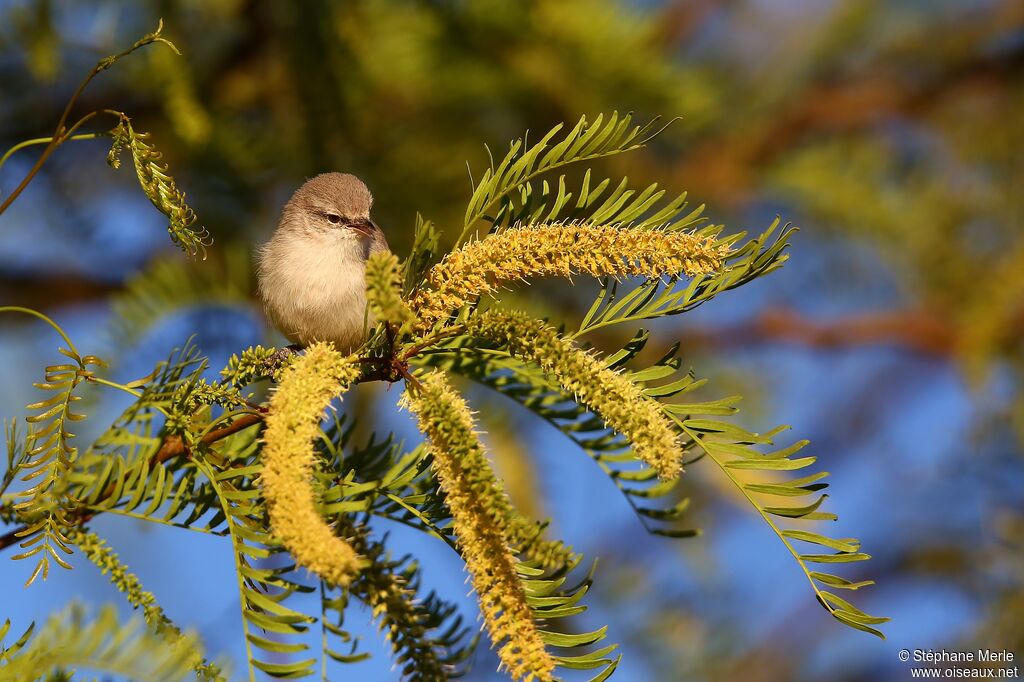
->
[257,232,372,351]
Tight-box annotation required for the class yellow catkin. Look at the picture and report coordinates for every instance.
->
[400,372,556,682]
[469,310,684,480]
[366,250,414,329]
[261,342,364,586]
[409,223,729,331]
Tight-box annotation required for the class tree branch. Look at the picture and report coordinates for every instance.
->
[0,411,266,553]
[0,356,405,554]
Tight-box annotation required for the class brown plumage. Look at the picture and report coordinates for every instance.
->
[257,173,390,353]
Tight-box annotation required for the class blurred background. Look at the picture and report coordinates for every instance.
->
[1,0,1022,680]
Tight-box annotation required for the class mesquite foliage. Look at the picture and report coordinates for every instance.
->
[0,24,886,682]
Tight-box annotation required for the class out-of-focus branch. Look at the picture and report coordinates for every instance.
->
[0,273,120,310]
[651,0,727,47]
[682,308,958,356]
[672,7,1024,203]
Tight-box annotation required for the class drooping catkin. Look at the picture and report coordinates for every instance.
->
[400,372,556,682]
[261,342,364,586]
[468,309,684,480]
[408,223,728,331]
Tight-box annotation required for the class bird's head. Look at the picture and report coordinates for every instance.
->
[283,172,380,238]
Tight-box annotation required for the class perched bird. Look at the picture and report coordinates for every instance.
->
[257,172,390,354]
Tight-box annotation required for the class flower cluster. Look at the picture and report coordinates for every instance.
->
[409,223,728,331]
[469,309,684,480]
[366,250,414,330]
[260,342,365,586]
[401,372,555,682]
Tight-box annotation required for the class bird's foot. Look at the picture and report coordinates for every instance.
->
[266,344,302,376]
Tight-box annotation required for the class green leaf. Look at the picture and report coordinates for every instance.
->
[539,626,608,648]
[810,571,876,590]
[763,495,829,518]
[461,112,670,243]
[782,530,861,552]
[800,552,872,564]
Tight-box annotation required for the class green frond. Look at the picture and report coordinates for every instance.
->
[676,416,890,638]
[0,603,208,681]
[110,247,255,348]
[319,582,368,668]
[460,112,673,243]
[67,340,235,535]
[487,166,708,236]
[323,526,477,680]
[192,453,319,680]
[1,307,106,585]
[520,561,621,682]
[2,419,27,498]
[108,113,211,257]
[67,527,224,680]
[318,429,452,544]
[402,214,441,296]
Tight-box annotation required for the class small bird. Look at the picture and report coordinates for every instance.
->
[257,172,390,354]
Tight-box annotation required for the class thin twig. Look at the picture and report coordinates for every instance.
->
[0,412,265,553]
[0,350,411,553]
[0,21,176,215]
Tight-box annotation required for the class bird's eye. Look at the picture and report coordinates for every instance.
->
[325,213,342,224]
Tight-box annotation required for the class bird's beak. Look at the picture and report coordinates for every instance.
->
[349,217,377,238]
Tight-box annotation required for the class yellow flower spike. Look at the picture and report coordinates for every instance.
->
[468,309,684,480]
[366,250,414,331]
[261,342,365,586]
[400,372,556,682]
[408,222,729,331]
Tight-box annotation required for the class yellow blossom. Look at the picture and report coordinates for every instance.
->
[468,309,684,480]
[400,372,556,682]
[409,222,728,331]
[366,250,414,331]
[261,342,365,586]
